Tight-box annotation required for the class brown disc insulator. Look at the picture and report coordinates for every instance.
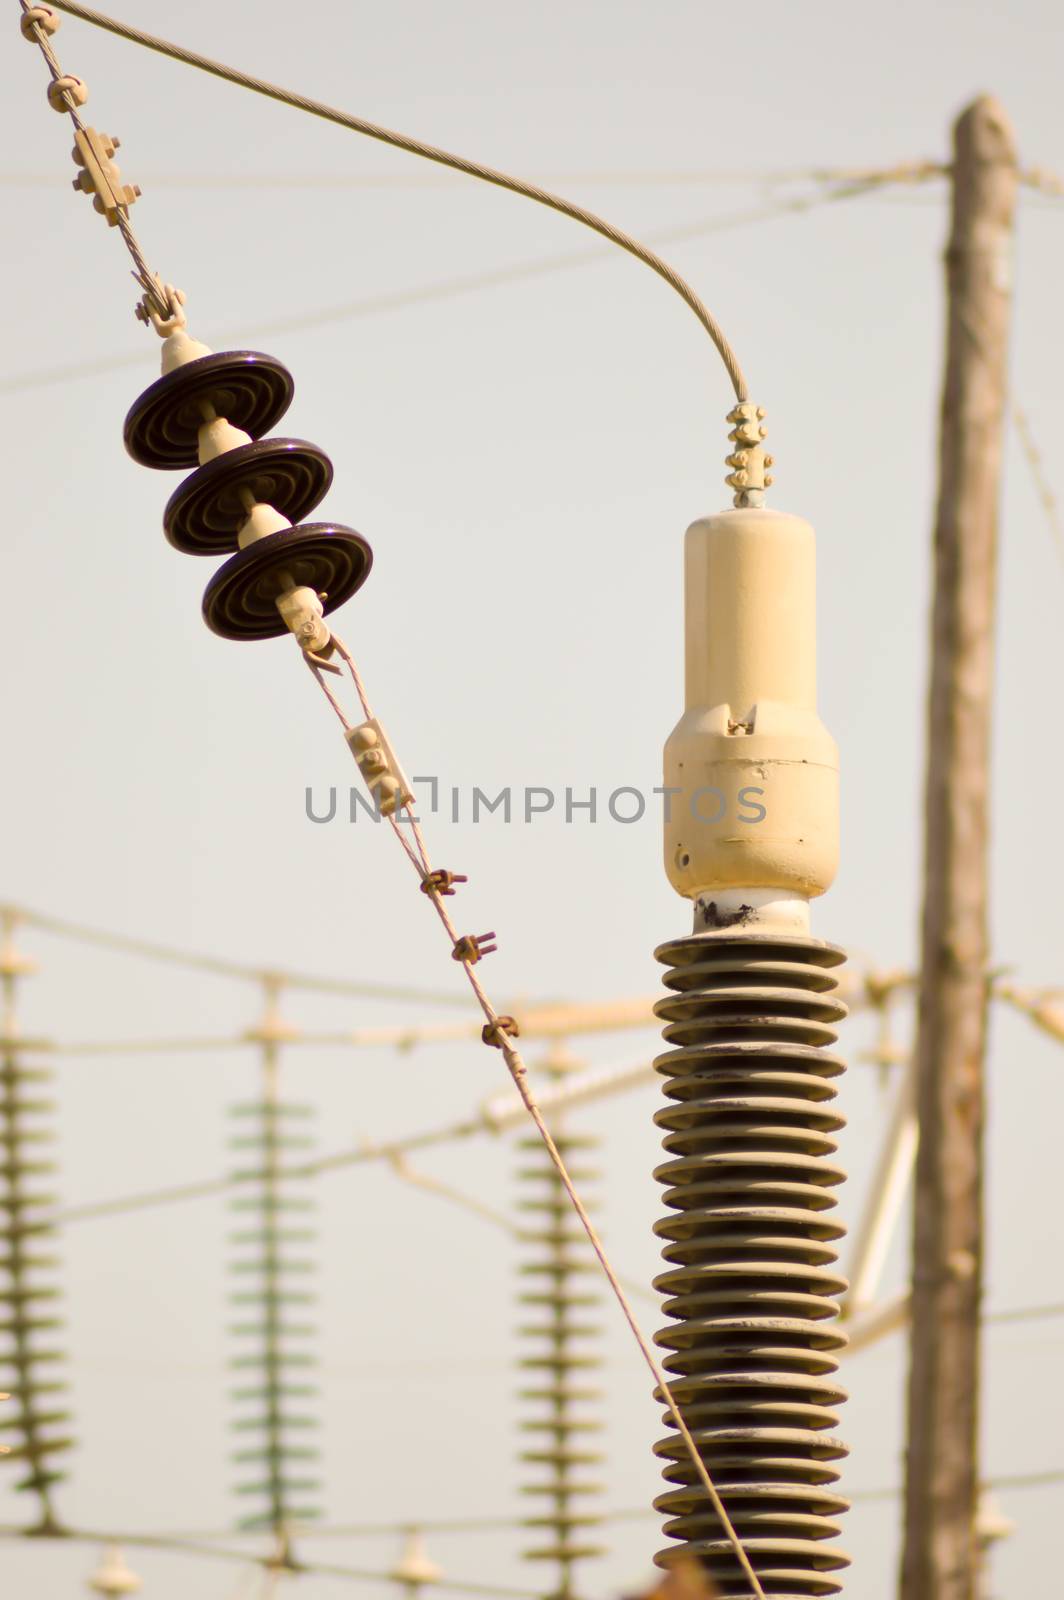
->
[651,931,851,1599]
[163,438,334,555]
[124,350,294,469]
[202,523,372,641]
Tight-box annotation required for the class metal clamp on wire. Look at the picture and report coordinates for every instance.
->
[482,1015,519,1048]
[725,401,773,508]
[452,932,497,964]
[420,870,468,898]
[71,127,141,225]
[346,719,414,818]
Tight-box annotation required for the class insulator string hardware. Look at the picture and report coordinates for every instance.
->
[18,0,180,327]
[38,0,752,395]
[724,404,772,510]
[419,871,468,899]
[124,331,372,650]
[346,721,414,818]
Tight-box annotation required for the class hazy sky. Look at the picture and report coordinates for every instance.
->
[2,1,1063,1597]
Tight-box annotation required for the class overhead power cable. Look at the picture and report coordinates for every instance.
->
[0,901,477,1007]
[0,176,911,400]
[1,161,942,190]
[44,0,752,399]
[38,996,662,1058]
[14,1456,1064,1552]
[37,964,1064,1065]
[43,1055,661,1228]
[36,969,1063,1231]
[0,1525,543,1597]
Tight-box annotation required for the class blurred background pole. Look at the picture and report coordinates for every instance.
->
[899,96,1018,1600]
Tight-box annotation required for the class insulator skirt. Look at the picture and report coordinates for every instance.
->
[652,932,850,1598]
[163,437,334,554]
[124,351,295,468]
[202,522,373,640]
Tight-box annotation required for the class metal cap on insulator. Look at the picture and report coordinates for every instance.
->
[663,508,839,921]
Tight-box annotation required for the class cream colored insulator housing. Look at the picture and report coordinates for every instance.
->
[663,507,839,908]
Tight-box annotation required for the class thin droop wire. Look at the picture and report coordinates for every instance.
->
[321,635,768,1600]
[46,0,749,400]
[19,0,176,322]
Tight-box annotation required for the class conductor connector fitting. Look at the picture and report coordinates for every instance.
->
[275,584,330,654]
[20,6,60,40]
[452,932,498,964]
[137,285,188,338]
[725,401,773,509]
[47,73,86,111]
[346,719,414,817]
[419,869,468,898]
[72,128,140,226]
[482,1014,519,1047]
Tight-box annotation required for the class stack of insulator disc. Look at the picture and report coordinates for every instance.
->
[124,349,372,640]
[651,932,850,1599]
[516,1096,604,1600]
[0,1045,72,1524]
[228,1097,320,1532]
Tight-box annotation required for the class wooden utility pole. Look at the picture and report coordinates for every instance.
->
[899,96,1018,1600]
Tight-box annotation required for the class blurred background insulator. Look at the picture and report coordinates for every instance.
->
[0,911,73,1531]
[515,1042,605,1600]
[227,979,321,1541]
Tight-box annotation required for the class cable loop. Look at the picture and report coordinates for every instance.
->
[135,281,187,336]
[44,0,751,404]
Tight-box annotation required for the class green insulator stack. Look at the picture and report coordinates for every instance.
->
[516,1046,605,1600]
[228,983,320,1540]
[0,912,73,1530]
